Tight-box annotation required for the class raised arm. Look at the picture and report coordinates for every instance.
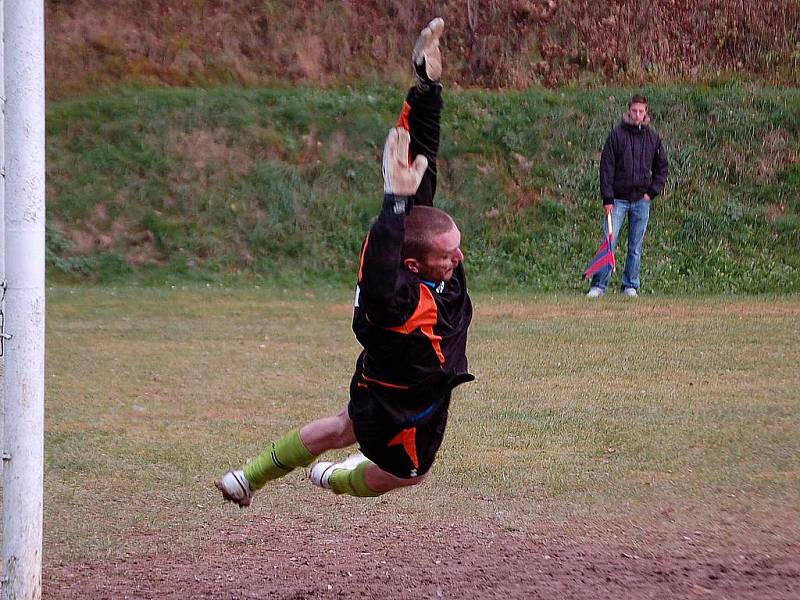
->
[403,86,442,207]
[356,128,427,325]
[396,17,444,207]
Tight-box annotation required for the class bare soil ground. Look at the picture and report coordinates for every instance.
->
[45,511,799,599]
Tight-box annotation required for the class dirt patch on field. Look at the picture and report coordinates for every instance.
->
[45,514,799,599]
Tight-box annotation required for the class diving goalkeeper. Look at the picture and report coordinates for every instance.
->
[216,17,473,505]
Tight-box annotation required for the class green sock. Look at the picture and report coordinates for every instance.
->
[243,430,315,490]
[328,461,383,497]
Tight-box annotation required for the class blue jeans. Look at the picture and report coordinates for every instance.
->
[591,198,650,291]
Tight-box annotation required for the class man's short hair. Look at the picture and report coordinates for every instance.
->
[402,205,455,261]
[629,94,648,107]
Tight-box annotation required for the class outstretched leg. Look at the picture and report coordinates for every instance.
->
[310,452,428,497]
[215,408,356,508]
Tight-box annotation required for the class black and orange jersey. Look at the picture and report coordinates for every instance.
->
[352,194,473,399]
[347,80,470,477]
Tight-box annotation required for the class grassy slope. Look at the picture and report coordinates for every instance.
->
[44,288,800,562]
[47,84,800,292]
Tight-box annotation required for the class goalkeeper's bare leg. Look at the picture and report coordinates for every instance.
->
[215,408,354,508]
[215,407,426,507]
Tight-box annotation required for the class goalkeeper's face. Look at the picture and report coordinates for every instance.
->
[415,224,463,283]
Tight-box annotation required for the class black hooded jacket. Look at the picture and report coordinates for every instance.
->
[600,114,669,205]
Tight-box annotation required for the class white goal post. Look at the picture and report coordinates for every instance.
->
[2,1,46,599]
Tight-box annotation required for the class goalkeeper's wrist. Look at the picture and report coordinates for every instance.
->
[382,193,411,216]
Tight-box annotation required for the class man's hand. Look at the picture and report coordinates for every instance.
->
[382,127,428,197]
[604,204,613,216]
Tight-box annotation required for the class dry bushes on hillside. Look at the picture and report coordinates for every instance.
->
[47,0,799,97]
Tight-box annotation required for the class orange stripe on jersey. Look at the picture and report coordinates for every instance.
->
[395,101,411,131]
[387,284,445,365]
[357,233,370,282]
[361,373,410,390]
[388,427,419,469]
[395,101,412,167]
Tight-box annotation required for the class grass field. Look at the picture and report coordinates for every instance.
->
[42,286,800,570]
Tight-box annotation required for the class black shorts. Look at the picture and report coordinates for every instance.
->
[348,370,450,479]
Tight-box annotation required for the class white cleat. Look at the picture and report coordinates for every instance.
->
[310,452,369,490]
[412,17,444,84]
[215,469,253,508]
[586,286,604,298]
[623,287,638,297]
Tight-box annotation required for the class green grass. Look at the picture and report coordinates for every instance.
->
[46,85,800,292]
[42,286,800,563]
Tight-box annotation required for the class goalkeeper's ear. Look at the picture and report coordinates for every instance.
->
[382,127,428,197]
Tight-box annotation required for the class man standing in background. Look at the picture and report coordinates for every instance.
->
[587,95,669,298]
